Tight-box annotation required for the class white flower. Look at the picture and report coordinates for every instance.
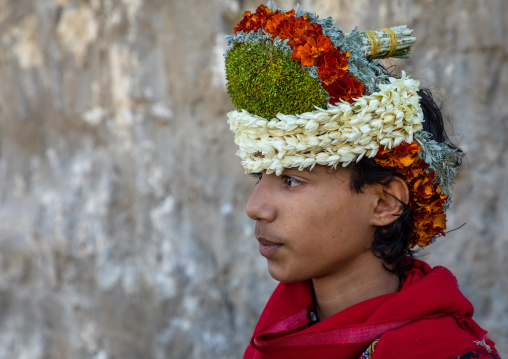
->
[305,120,319,133]
[315,152,331,164]
[359,124,371,134]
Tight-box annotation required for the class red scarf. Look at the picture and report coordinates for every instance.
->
[244,260,498,359]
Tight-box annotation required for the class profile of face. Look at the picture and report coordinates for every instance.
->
[246,165,408,283]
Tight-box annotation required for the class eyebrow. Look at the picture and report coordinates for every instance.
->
[284,168,319,176]
[284,168,307,175]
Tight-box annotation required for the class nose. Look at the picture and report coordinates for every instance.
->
[246,175,276,222]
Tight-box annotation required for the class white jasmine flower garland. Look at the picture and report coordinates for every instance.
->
[228,73,424,175]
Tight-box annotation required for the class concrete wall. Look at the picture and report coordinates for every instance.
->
[0,0,506,358]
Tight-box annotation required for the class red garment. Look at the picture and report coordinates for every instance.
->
[244,260,498,359]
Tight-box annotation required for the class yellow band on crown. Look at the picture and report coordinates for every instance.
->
[366,30,381,59]
[382,27,398,57]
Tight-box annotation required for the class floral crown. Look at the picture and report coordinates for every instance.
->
[225,2,463,248]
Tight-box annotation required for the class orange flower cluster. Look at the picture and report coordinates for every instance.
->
[234,4,365,104]
[375,141,449,248]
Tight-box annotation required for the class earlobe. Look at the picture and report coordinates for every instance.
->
[371,177,409,227]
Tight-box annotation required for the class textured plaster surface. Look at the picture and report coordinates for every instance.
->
[0,0,506,358]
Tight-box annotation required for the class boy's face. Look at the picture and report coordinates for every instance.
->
[246,165,382,283]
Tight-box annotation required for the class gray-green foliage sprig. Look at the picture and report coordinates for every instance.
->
[336,28,390,93]
[267,1,318,21]
[415,131,465,210]
[226,29,291,54]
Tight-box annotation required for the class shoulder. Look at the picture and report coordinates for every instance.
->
[371,316,499,358]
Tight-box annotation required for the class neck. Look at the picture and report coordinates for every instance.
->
[312,254,400,320]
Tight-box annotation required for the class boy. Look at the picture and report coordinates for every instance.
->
[225,3,500,358]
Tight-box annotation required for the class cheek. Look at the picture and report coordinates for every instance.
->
[309,195,371,244]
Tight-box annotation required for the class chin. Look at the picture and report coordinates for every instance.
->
[267,264,306,283]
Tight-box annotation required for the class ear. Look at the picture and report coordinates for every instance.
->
[371,176,410,227]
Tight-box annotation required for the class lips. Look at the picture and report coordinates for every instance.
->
[256,236,283,258]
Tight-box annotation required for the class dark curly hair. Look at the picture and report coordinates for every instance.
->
[348,88,463,280]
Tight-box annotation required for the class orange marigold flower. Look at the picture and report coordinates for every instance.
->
[317,49,350,85]
[412,209,447,247]
[324,75,365,104]
[432,213,447,232]
[376,141,420,169]
[291,35,333,67]
[291,41,316,66]
[273,17,296,40]
[413,176,435,197]
[234,11,254,34]
[234,4,273,34]
[374,140,448,247]
[277,17,323,49]
[404,161,429,178]
[301,23,323,39]
[257,4,273,15]
[316,34,333,53]
[264,9,296,35]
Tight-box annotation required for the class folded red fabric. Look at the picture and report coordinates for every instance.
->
[244,260,498,359]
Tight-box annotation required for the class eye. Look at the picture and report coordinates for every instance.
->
[282,175,303,188]
[249,172,262,184]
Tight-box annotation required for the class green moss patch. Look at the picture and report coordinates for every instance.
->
[225,42,328,119]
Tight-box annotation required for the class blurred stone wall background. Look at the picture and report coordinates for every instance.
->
[0,0,506,358]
